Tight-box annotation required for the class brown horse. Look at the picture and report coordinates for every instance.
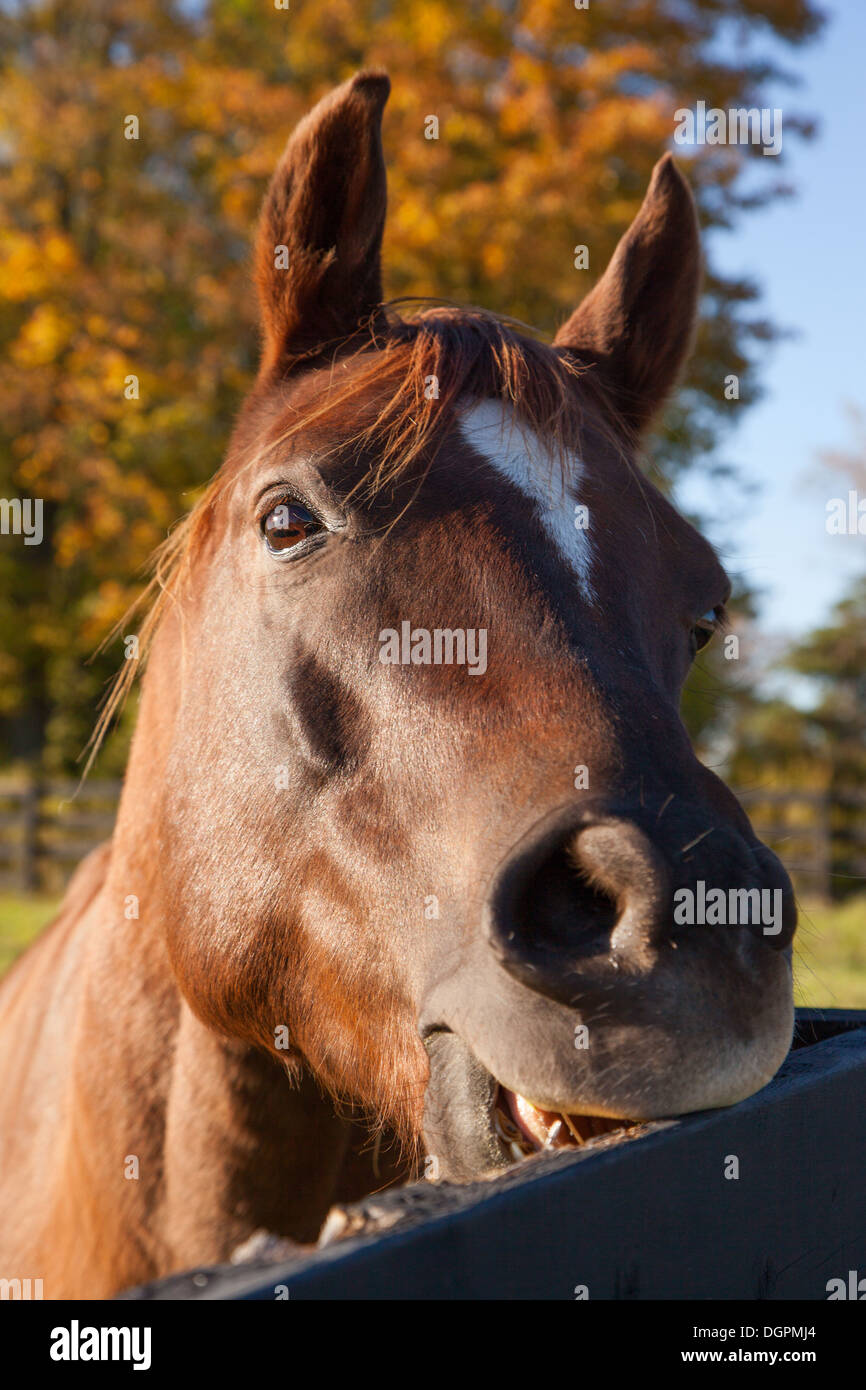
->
[0,71,796,1299]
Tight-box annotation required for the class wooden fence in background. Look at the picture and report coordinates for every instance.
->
[0,778,120,894]
[0,777,863,900]
[734,785,866,903]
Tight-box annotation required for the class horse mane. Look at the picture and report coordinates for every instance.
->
[84,302,625,772]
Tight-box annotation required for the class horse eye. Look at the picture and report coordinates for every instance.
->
[262,502,322,554]
[692,608,720,653]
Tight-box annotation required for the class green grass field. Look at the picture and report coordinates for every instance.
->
[792,896,866,1009]
[0,894,62,979]
[1,892,865,1006]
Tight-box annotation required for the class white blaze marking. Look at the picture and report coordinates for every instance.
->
[459,399,595,600]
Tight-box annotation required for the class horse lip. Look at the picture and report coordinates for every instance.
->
[421,1029,512,1179]
[494,1085,635,1153]
[421,1029,634,1179]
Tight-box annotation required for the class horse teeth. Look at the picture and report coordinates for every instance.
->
[509,1142,526,1162]
[545,1120,563,1145]
[561,1112,586,1145]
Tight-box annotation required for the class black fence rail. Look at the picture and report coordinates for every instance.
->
[123,1009,866,1301]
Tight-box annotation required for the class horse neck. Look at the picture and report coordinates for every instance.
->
[88,639,407,1268]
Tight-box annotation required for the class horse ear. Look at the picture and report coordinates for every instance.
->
[255,71,390,375]
[554,154,701,435]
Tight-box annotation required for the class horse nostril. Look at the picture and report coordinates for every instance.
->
[568,822,670,966]
[485,812,672,994]
[523,832,620,953]
[485,807,797,1009]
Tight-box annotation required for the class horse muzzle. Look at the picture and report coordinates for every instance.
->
[418,801,796,1179]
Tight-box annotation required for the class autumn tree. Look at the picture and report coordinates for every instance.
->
[0,0,825,772]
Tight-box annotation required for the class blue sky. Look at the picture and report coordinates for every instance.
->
[674,0,866,646]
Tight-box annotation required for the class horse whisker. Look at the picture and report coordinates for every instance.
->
[679,827,715,856]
